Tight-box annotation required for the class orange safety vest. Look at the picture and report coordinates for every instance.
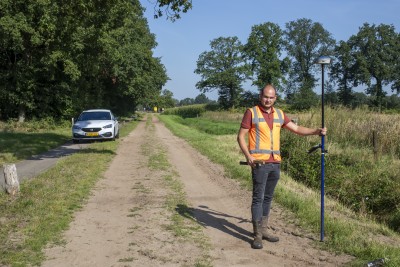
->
[248,106,284,162]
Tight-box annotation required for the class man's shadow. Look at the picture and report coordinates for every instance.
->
[175,204,253,244]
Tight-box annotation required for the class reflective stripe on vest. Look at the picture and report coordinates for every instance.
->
[249,106,284,161]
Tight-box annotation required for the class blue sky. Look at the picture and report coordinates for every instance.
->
[139,0,400,101]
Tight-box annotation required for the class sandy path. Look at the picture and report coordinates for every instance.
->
[42,115,353,266]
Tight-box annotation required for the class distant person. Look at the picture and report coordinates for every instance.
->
[237,84,327,249]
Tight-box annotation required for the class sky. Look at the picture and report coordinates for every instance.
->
[139,0,400,101]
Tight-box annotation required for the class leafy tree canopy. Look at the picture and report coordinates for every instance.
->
[284,18,335,90]
[194,36,250,109]
[347,23,399,110]
[150,0,192,21]
[244,22,289,91]
[0,0,168,120]
[330,40,356,106]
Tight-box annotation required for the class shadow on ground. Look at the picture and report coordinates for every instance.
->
[176,204,253,244]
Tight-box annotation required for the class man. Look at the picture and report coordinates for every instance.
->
[237,84,327,249]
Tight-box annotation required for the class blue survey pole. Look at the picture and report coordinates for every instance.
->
[308,56,331,242]
[320,63,326,242]
[317,56,331,242]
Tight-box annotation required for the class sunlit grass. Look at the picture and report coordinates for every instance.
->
[0,130,71,165]
[298,106,400,158]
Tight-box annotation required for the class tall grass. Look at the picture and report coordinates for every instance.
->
[291,106,400,158]
[280,106,400,231]
[201,110,246,122]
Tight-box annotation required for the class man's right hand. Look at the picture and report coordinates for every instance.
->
[246,156,258,167]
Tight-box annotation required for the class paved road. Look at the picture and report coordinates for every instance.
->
[1,141,90,190]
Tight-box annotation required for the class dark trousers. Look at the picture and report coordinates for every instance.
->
[251,163,281,222]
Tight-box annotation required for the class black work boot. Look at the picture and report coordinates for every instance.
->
[251,220,263,249]
[261,216,279,242]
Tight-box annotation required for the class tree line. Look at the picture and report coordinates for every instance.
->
[1,0,399,122]
[194,19,400,111]
[0,0,168,122]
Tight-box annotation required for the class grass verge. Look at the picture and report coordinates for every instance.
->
[0,125,71,165]
[159,114,400,267]
[0,119,139,266]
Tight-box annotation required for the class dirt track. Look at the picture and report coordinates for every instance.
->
[42,115,353,266]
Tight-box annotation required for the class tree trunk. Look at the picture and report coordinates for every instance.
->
[376,79,383,113]
[3,164,20,195]
[18,106,26,123]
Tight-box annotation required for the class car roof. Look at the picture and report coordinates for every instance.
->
[82,109,112,113]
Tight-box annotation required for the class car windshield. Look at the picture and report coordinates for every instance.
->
[78,111,111,121]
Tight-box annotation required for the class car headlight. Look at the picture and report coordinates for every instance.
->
[72,125,81,130]
[103,124,113,129]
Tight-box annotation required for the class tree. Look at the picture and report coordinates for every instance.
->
[348,23,399,111]
[352,92,369,108]
[179,97,195,106]
[0,0,61,121]
[392,33,400,92]
[330,41,355,106]
[244,22,289,91]
[149,0,192,21]
[78,0,168,115]
[194,93,210,104]
[284,18,335,110]
[194,36,250,109]
[384,94,400,110]
[240,90,259,108]
[0,0,168,120]
[324,81,339,107]
[159,89,176,108]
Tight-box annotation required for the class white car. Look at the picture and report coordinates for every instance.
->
[72,109,119,143]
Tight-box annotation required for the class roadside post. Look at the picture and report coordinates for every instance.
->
[3,164,20,195]
[309,56,331,242]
